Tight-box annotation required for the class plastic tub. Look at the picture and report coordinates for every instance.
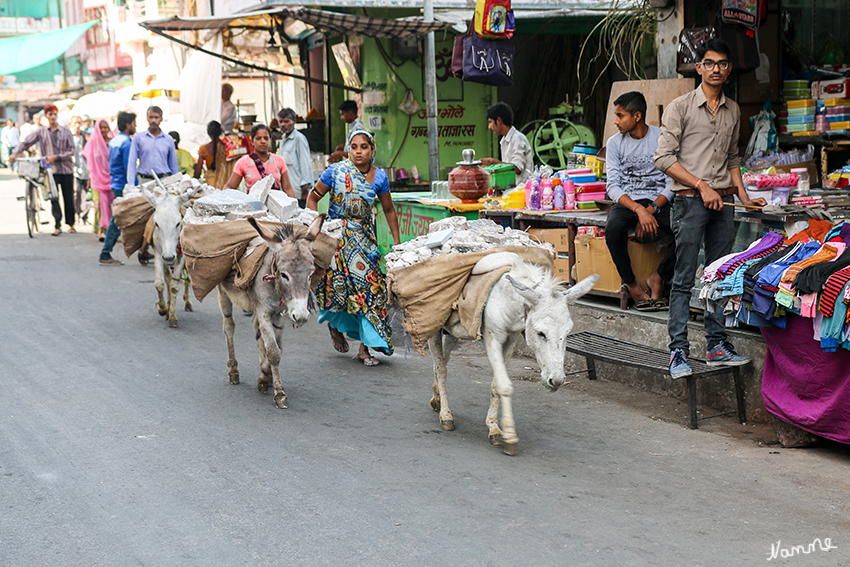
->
[787,107,814,116]
[786,122,815,132]
[576,191,607,202]
[823,98,850,107]
[831,121,850,130]
[788,115,815,124]
[770,187,791,205]
[827,114,850,122]
[783,80,809,89]
[826,105,850,115]
[788,99,817,108]
[568,174,597,184]
[746,187,772,201]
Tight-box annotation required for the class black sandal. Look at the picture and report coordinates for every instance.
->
[634,299,658,312]
[652,298,669,310]
[328,324,349,353]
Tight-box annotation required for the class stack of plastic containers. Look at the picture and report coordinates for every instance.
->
[566,168,606,209]
[824,98,850,134]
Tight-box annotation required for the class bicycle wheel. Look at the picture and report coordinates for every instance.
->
[25,181,37,237]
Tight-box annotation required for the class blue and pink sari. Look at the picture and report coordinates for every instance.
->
[316,159,393,354]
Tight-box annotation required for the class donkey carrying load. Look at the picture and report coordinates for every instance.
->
[181,211,335,409]
[389,247,598,455]
[141,185,194,328]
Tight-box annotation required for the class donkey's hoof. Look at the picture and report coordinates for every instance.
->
[257,379,270,393]
[184,303,193,312]
[440,419,454,431]
[229,372,240,385]
[489,434,503,446]
[168,319,178,328]
[430,397,441,411]
[274,393,288,409]
[157,303,167,316]
[502,442,519,456]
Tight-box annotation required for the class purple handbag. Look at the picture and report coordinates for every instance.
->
[462,34,514,87]
[451,23,474,79]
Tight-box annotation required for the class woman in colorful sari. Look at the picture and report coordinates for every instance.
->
[224,123,295,196]
[307,129,401,366]
[82,119,113,238]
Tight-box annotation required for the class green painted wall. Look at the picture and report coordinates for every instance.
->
[327,32,497,182]
[1,0,63,82]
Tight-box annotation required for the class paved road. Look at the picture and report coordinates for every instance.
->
[1,171,848,566]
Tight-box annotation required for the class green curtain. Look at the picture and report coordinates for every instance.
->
[0,21,95,76]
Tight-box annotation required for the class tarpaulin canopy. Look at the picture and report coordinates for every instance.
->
[142,7,453,37]
[0,21,96,76]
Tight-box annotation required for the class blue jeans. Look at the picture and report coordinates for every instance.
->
[667,195,735,354]
[99,188,122,260]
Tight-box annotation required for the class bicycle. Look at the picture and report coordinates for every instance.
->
[15,157,53,238]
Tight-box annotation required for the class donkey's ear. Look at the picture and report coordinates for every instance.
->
[506,274,542,305]
[247,217,283,245]
[563,274,599,304]
[304,213,325,242]
[141,186,160,208]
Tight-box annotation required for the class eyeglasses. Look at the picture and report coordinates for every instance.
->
[700,59,730,71]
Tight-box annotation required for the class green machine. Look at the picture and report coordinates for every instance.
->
[521,104,596,171]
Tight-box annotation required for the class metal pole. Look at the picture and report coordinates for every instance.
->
[55,0,69,88]
[423,0,439,182]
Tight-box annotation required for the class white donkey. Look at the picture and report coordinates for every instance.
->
[142,186,193,328]
[428,256,599,455]
[217,214,325,409]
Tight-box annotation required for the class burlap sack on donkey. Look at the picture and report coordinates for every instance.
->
[182,219,339,302]
[112,197,154,257]
[387,245,554,355]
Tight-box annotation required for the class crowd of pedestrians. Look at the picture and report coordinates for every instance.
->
[10,96,324,268]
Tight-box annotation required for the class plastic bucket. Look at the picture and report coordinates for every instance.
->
[770,187,791,205]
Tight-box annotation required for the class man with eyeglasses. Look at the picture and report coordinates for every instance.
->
[654,38,767,378]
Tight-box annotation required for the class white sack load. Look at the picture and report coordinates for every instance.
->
[193,188,265,216]
[385,216,553,271]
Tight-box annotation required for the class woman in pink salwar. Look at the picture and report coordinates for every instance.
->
[83,120,113,236]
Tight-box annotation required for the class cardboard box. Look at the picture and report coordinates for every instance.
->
[527,228,570,280]
[772,160,819,185]
[812,78,850,99]
[574,236,668,293]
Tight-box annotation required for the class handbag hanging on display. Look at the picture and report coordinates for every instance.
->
[451,22,474,79]
[677,26,716,77]
[462,34,514,87]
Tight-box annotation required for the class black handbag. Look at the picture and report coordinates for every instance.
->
[462,34,514,87]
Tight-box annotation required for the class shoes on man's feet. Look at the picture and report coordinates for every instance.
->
[706,341,751,366]
[669,348,692,378]
[99,257,123,266]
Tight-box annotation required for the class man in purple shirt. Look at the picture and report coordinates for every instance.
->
[11,104,76,236]
[127,106,178,264]
[127,106,178,185]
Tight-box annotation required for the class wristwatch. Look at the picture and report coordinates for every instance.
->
[648,202,661,215]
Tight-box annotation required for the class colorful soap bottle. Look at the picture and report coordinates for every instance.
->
[553,178,564,210]
[564,179,576,210]
[541,179,553,210]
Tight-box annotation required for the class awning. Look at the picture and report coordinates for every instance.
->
[0,21,96,76]
[142,7,453,37]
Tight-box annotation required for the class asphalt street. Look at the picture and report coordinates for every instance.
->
[1,170,848,566]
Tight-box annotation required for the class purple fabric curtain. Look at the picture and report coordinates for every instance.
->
[761,314,850,444]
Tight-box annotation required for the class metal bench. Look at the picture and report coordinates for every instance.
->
[564,331,746,429]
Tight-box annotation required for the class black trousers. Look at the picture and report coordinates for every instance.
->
[604,199,676,285]
[51,173,75,229]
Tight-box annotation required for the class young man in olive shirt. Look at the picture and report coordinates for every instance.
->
[654,39,767,377]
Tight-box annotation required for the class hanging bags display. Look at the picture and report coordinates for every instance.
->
[462,34,514,87]
[473,0,515,39]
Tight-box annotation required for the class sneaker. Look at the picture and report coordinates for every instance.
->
[706,341,751,366]
[99,257,124,266]
[669,348,692,378]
